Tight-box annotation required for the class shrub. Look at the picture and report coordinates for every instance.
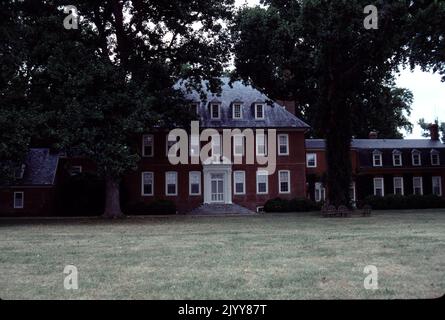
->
[362,194,445,210]
[264,197,320,213]
[123,199,177,215]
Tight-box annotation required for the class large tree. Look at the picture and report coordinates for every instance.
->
[3,0,235,217]
[231,0,445,206]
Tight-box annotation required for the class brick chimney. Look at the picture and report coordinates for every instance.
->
[429,123,440,141]
[369,131,378,139]
[277,100,296,115]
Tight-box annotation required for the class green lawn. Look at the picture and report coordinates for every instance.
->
[0,210,444,300]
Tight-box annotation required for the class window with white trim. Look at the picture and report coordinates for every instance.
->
[141,172,154,196]
[256,170,269,194]
[393,177,404,195]
[190,103,199,115]
[233,103,242,119]
[392,150,402,167]
[279,170,290,194]
[255,104,265,119]
[349,182,356,202]
[142,134,154,157]
[432,176,442,196]
[431,150,440,166]
[278,134,289,155]
[315,182,326,202]
[14,192,24,209]
[233,135,244,156]
[412,150,421,166]
[165,172,178,196]
[189,171,201,195]
[374,177,384,196]
[306,153,317,168]
[211,103,220,119]
[413,177,423,195]
[373,150,382,167]
[14,164,26,179]
[256,133,267,156]
[233,171,246,195]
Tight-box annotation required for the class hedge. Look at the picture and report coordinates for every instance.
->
[264,197,321,213]
[361,194,445,210]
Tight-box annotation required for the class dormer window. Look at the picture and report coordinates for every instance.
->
[233,103,242,119]
[255,103,265,120]
[392,150,402,167]
[14,164,26,179]
[412,150,421,166]
[372,150,382,167]
[210,103,220,119]
[431,149,440,166]
[190,102,199,115]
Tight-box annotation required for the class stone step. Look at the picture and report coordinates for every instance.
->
[188,203,256,215]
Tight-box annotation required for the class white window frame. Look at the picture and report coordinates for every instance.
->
[233,171,246,195]
[256,170,269,194]
[255,103,265,120]
[141,172,154,196]
[233,135,244,156]
[314,182,326,202]
[373,177,384,196]
[278,170,291,194]
[14,164,26,179]
[14,191,24,209]
[431,150,440,166]
[189,171,201,196]
[278,134,289,156]
[69,165,82,176]
[210,103,221,119]
[256,133,267,156]
[349,182,356,202]
[412,150,421,166]
[393,177,404,196]
[306,153,317,168]
[165,171,178,196]
[232,103,242,119]
[142,134,154,157]
[432,176,442,196]
[190,102,199,115]
[392,150,402,167]
[413,177,423,195]
[373,150,383,167]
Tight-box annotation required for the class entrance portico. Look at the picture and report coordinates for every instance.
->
[202,161,232,205]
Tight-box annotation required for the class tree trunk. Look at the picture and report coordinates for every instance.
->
[103,175,124,218]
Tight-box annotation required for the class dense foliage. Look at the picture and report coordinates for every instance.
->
[264,197,321,213]
[362,194,445,210]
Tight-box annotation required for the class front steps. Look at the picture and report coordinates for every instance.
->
[188,203,256,215]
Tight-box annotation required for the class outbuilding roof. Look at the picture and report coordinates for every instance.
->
[306,139,445,150]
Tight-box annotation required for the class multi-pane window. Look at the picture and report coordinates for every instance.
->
[432,176,442,196]
[256,133,267,156]
[412,150,421,166]
[190,103,199,115]
[14,192,24,209]
[306,153,317,168]
[141,172,154,196]
[255,104,265,119]
[393,177,404,195]
[413,177,423,195]
[256,170,269,194]
[315,182,326,202]
[278,134,289,155]
[233,104,242,119]
[279,170,290,194]
[142,134,154,157]
[211,103,220,119]
[189,172,201,195]
[374,177,384,196]
[431,150,440,166]
[373,150,382,167]
[393,150,402,166]
[233,135,244,156]
[233,171,246,195]
[14,164,26,179]
[165,172,178,196]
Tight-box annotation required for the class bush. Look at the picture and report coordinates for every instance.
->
[123,199,177,215]
[264,197,321,213]
[362,194,445,210]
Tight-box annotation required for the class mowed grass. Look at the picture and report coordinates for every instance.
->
[0,210,444,300]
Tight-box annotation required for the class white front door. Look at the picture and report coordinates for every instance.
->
[210,173,224,203]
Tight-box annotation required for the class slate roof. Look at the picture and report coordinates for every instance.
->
[20,148,60,186]
[306,139,445,150]
[178,77,310,129]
